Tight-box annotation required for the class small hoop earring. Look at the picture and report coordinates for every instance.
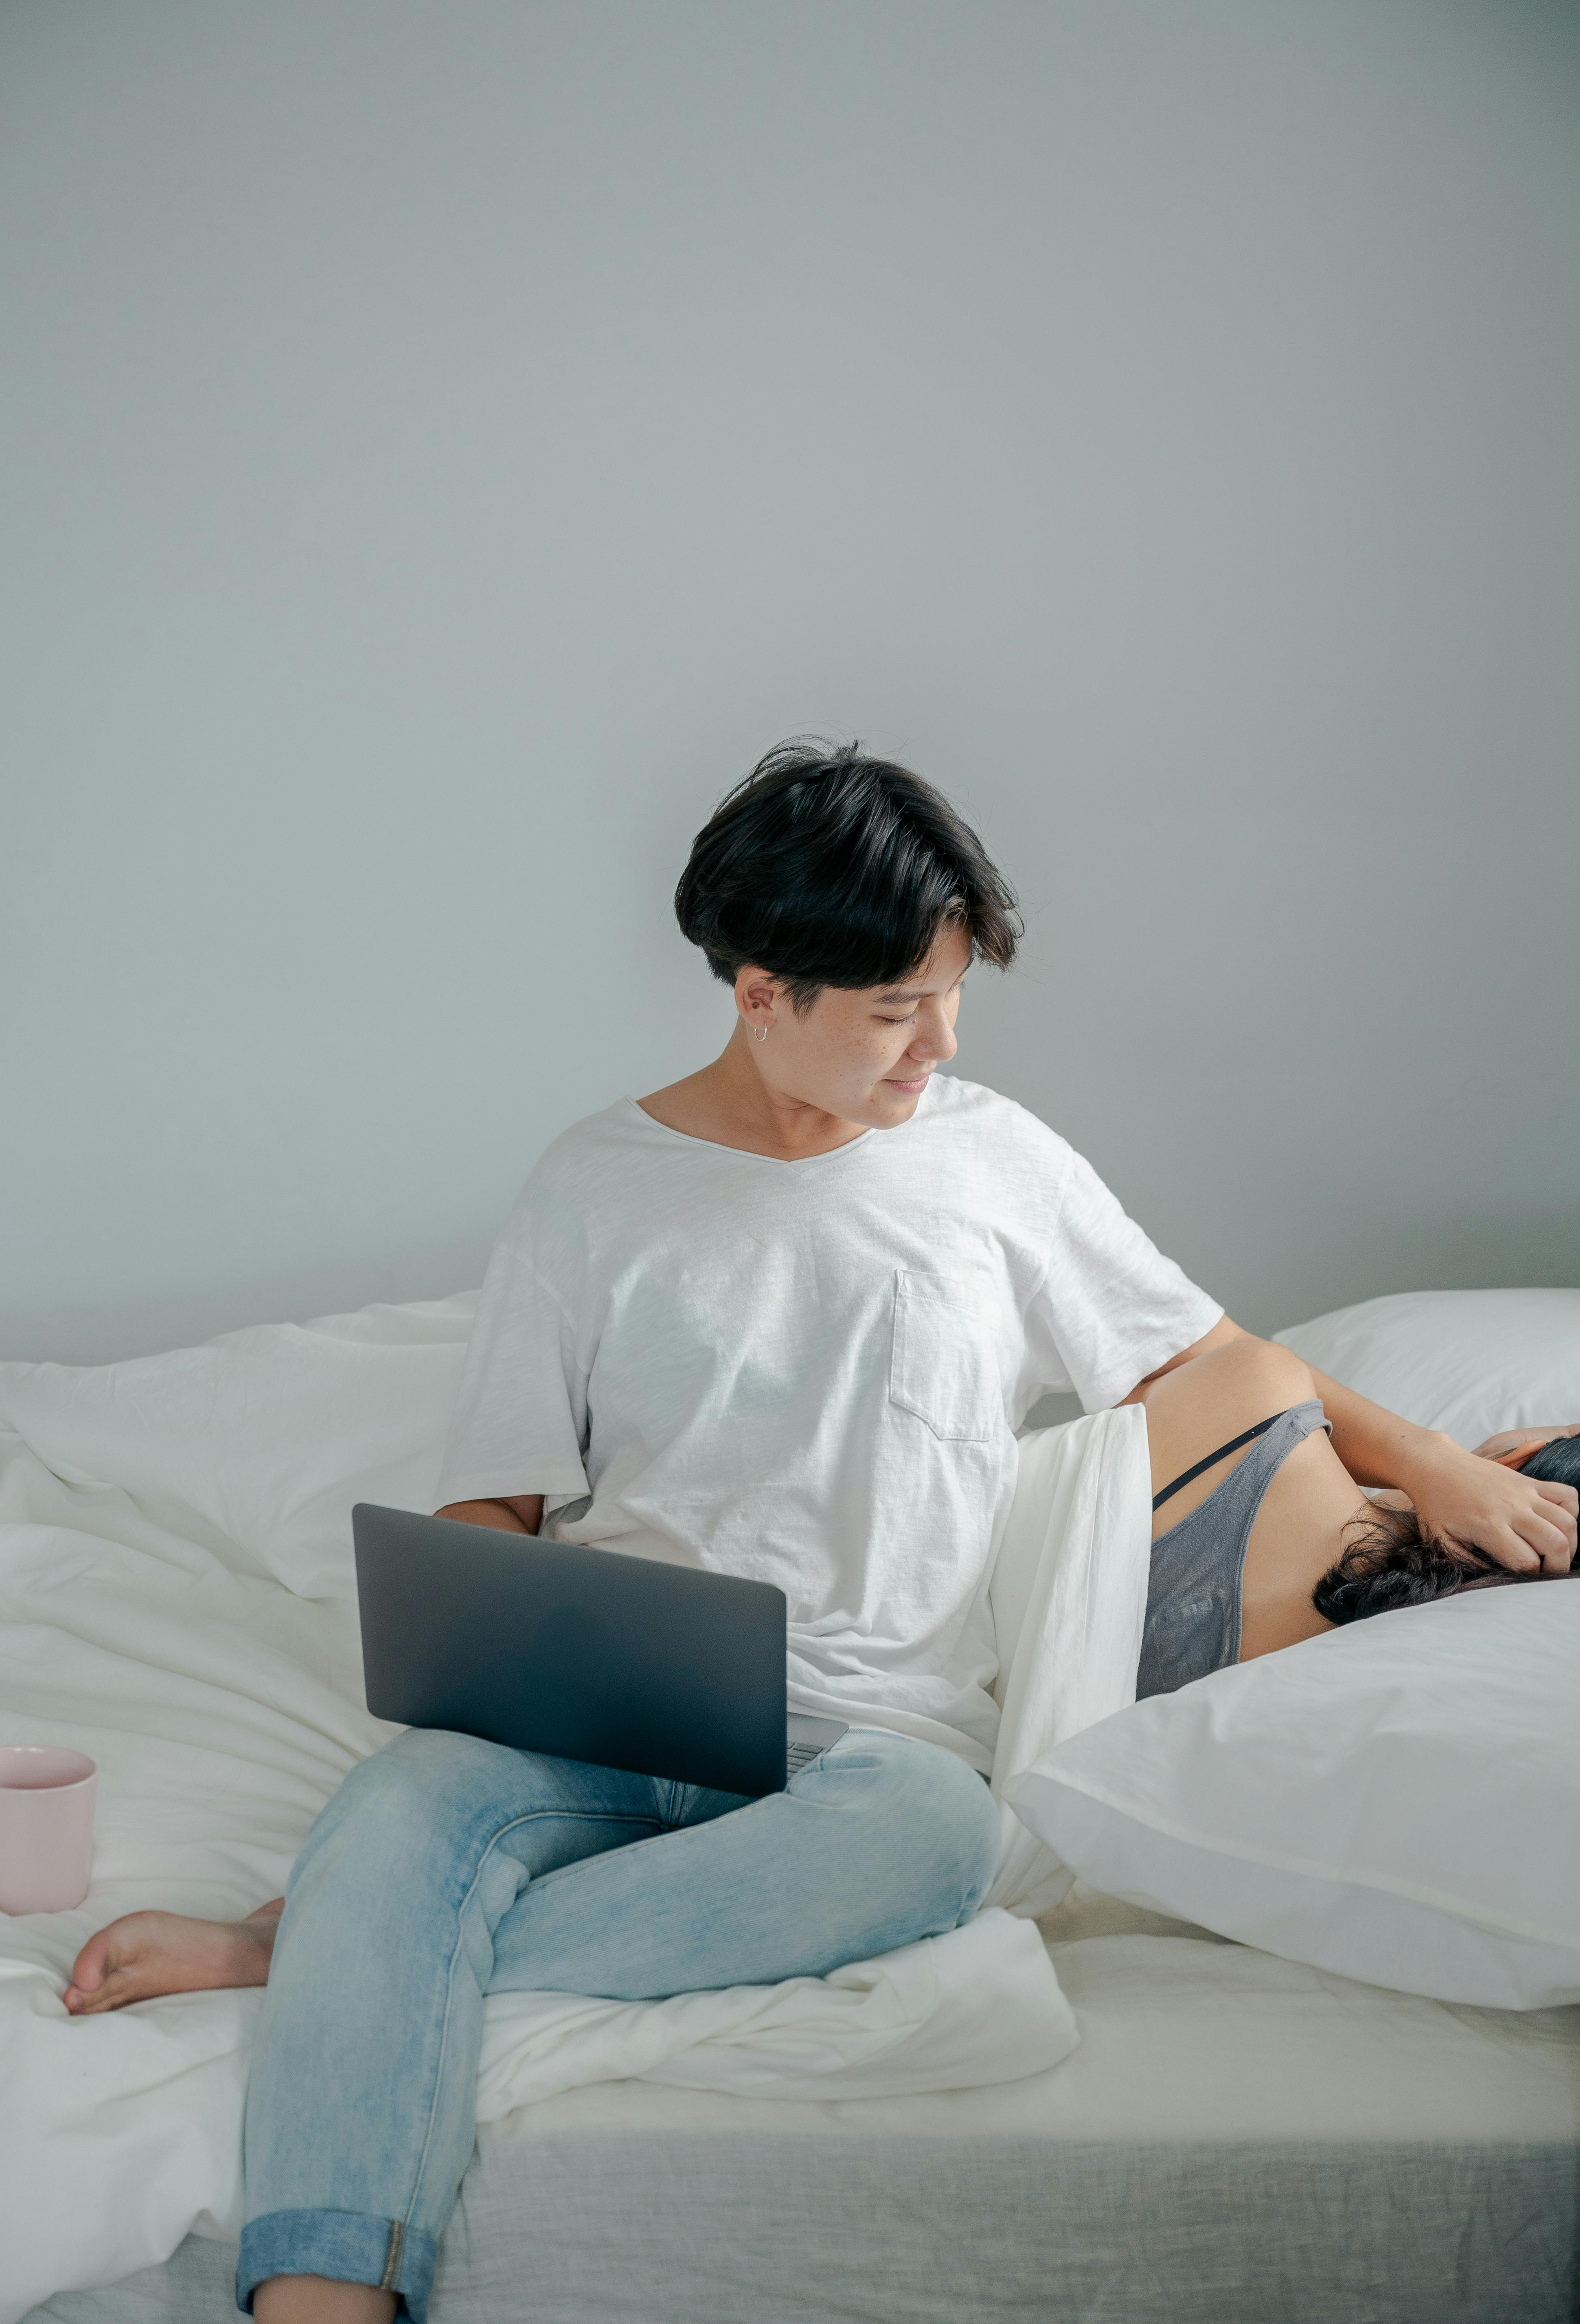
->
[751,1024,768,1044]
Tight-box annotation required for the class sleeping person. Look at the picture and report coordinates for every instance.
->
[1129,1339,1578,1699]
[57,742,1576,2324]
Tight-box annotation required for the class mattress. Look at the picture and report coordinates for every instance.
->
[26,1885,1580,2324]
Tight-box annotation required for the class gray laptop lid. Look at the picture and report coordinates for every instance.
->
[352,1503,795,1797]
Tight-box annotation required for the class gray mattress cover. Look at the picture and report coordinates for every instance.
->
[26,1892,1580,2324]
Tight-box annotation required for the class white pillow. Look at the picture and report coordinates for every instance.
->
[1274,1287,1580,1447]
[0,1294,477,1599]
[1006,1582,1580,2009]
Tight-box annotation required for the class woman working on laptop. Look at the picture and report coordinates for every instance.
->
[63,743,1576,2323]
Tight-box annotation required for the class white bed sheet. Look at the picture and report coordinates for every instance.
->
[488,1880,1580,2149]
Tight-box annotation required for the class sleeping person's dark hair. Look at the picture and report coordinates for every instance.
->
[1314,1433,1580,1625]
[674,739,1021,1008]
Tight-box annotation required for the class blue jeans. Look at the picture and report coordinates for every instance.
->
[236,1724,1000,2320]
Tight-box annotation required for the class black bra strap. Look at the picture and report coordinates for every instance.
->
[1151,1411,1287,1512]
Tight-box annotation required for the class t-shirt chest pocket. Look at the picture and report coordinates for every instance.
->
[888,1268,1000,1443]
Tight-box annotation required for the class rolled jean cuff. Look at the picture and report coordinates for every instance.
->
[237,2208,438,2321]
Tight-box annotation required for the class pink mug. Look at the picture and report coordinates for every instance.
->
[0,1746,97,1914]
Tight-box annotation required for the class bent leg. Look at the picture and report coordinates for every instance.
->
[238,1725,997,2318]
[489,1726,1001,2000]
[239,1729,671,2320]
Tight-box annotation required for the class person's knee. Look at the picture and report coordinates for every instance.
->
[298,1728,500,1888]
[927,1749,1002,1916]
[847,1734,1001,1924]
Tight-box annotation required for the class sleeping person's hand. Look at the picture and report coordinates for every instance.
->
[1471,1422,1580,1463]
[1406,1436,1578,1575]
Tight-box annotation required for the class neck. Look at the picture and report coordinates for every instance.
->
[638,1026,870,1161]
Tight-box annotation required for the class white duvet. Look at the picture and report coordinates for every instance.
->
[0,1296,1153,2319]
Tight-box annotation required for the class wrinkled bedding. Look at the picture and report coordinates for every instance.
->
[0,1296,1154,2320]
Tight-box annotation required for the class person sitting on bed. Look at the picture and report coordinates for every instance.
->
[59,740,1577,2324]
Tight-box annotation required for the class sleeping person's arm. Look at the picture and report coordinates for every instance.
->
[435,1494,544,1536]
[1301,1370,1575,1576]
[1121,1318,1575,1576]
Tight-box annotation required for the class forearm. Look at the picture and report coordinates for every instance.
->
[434,1495,543,1535]
[1310,1367,1576,1573]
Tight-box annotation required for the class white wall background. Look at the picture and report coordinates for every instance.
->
[3,0,1577,1364]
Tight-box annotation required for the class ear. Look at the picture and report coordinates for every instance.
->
[733,964,781,1032]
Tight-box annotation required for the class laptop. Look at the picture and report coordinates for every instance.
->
[351,1503,848,1797]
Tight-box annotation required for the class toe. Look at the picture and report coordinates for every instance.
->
[68,1925,114,1997]
[66,1963,138,2014]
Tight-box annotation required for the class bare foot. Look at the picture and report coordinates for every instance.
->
[64,1898,284,2015]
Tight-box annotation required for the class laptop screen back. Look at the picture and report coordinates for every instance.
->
[352,1504,791,1796]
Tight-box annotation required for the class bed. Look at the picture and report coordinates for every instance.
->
[23,1875,1580,2324]
[6,1288,1580,2324]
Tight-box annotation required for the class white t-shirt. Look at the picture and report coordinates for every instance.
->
[434,1075,1220,1772]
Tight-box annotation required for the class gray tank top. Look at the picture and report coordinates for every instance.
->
[1135,1399,1330,1700]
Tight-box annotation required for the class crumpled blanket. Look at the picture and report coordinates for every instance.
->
[0,1295,1152,2318]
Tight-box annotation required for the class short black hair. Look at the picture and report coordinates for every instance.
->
[674,738,1021,1008]
[1313,1434,1580,1624]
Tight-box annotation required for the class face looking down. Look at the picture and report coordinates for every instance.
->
[733,922,974,1134]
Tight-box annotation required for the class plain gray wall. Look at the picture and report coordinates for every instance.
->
[4,0,1577,1366]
